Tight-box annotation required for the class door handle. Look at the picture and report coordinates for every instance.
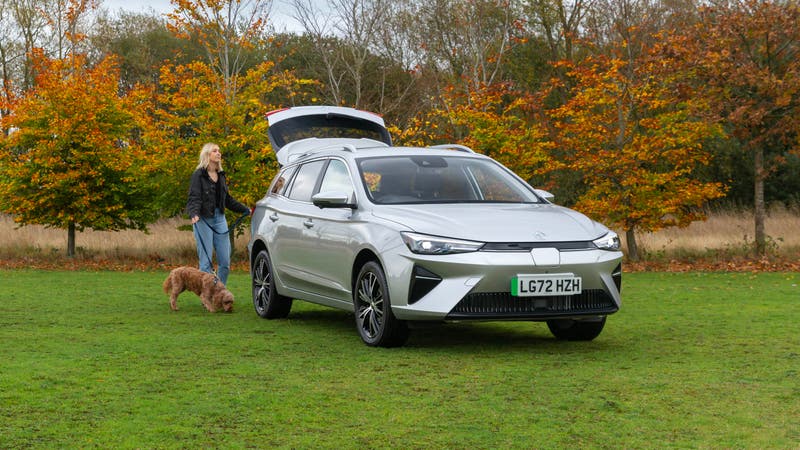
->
[303,219,314,228]
[269,213,279,222]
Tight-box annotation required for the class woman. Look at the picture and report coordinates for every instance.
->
[186,143,249,285]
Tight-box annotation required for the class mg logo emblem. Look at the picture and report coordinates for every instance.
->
[533,231,547,240]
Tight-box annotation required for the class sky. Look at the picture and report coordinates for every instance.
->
[100,0,305,33]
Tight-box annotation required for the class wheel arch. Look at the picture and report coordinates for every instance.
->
[351,249,381,292]
[250,239,268,273]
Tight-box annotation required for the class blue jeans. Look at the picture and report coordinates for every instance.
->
[193,209,231,285]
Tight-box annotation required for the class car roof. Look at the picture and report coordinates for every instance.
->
[279,144,485,167]
[278,137,390,165]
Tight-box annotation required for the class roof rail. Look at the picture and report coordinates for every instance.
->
[429,144,476,154]
[283,139,388,164]
[316,143,358,153]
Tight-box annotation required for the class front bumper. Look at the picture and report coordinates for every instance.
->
[384,247,623,321]
[445,288,618,320]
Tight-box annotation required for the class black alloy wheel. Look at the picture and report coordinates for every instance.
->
[354,261,409,347]
[252,249,292,319]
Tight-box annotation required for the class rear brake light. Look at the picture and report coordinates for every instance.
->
[265,108,289,118]
[357,108,383,118]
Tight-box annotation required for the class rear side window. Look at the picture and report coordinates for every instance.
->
[270,166,296,196]
[287,160,326,202]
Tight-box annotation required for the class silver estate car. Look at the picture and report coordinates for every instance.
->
[249,106,622,347]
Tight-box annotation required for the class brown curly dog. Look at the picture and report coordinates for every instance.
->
[163,267,234,312]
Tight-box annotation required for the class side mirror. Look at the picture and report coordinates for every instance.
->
[534,189,555,202]
[312,191,356,209]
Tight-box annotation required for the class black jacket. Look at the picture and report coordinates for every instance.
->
[186,168,249,219]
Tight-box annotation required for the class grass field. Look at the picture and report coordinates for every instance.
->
[1,270,798,448]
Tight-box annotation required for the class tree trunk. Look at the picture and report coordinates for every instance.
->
[67,222,76,257]
[754,146,766,256]
[626,228,639,261]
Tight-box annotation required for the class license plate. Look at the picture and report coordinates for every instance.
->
[511,274,582,297]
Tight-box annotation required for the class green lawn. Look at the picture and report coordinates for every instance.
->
[1,270,798,448]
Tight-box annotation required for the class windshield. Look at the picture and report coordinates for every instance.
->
[358,155,542,204]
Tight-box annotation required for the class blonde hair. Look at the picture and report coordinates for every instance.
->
[196,143,223,171]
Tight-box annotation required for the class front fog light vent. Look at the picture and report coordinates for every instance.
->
[612,264,622,293]
[409,265,442,305]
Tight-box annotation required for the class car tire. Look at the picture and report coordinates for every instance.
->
[354,261,409,347]
[546,317,606,341]
[252,249,292,319]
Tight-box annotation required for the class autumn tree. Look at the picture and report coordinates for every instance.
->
[0,51,159,256]
[292,0,388,107]
[1,0,22,127]
[681,0,800,255]
[43,0,97,59]
[545,54,726,260]
[503,0,587,94]
[91,10,205,91]
[10,0,49,91]
[167,0,272,106]
[137,58,317,220]
[397,82,552,183]
[0,0,98,100]
[287,0,424,126]
[409,0,523,92]
[157,0,288,255]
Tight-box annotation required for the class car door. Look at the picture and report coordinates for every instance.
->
[269,159,327,294]
[270,158,360,307]
[300,158,360,305]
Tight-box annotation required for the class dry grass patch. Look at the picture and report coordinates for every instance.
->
[0,207,798,267]
[0,215,249,266]
[622,205,800,259]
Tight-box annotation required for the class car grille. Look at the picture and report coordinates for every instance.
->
[480,241,595,251]
[446,289,617,319]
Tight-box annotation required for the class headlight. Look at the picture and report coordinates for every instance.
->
[593,231,621,251]
[401,232,484,255]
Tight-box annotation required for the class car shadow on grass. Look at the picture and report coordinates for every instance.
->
[281,307,619,351]
[408,322,616,351]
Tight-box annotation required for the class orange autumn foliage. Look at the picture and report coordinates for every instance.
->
[397,82,553,182]
[545,55,726,254]
[0,51,158,234]
[132,59,319,215]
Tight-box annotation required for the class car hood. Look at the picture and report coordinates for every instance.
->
[370,203,610,242]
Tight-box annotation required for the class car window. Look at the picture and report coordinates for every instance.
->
[270,166,297,196]
[358,156,540,204]
[318,160,354,197]
[286,160,326,202]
